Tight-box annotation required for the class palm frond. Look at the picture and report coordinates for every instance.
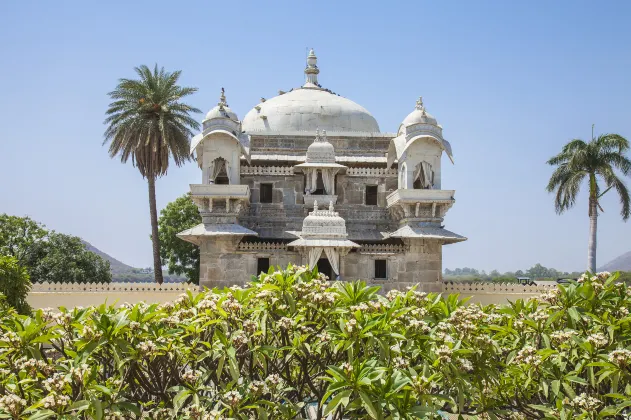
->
[103,65,201,179]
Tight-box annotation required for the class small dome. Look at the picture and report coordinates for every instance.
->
[301,201,348,238]
[398,97,439,135]
[203,88,238,127]
[306,130,336,163]
[204,105,238,122]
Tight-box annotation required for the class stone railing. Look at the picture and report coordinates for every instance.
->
[442,281,556,305]
[237,242,287,252]
[358,244,406,254]
[31,282,197,293]
[346,167,397,177]
[241,166,294,176]
[28,282,199,309]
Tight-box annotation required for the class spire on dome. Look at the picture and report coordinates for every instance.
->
[415,96,427,116]
[313,200,318,211]
[218,87,228,109]
[304,48,320,87]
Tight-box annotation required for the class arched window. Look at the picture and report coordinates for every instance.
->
[413,161,434,190]
[209,157,230,185]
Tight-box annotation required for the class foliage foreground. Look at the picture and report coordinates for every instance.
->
[1,267,631,419]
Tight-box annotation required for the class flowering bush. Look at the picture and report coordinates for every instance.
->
[0,267,630,419]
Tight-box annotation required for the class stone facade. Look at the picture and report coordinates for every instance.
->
[178,50,466,290]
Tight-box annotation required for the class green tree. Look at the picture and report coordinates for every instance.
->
[26,232,112,284]
[547,132,631,272]
[103,65,200,284]
[0,255,31,314]
[158,193,201,284]
[0,214,47,265]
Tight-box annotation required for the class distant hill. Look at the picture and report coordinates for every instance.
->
[81,240,136,274]
[599,251,631,272]
[82,240,187,283]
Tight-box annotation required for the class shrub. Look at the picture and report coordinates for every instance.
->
[0,267,630,419]
[0,255,31,314]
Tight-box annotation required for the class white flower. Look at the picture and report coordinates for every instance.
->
[138,340,158,356]
[41,392,71,409]
[340,362,353,374]
[223,390,242,406]
[248,380,268,395]
[608,349,631,366]
[181,369,201,384]
[231,331,248,347]
[587,332,608,348]
[567,393,602,410]
[43,373,69,392]
[0,393,27,416]
[512,346,541,366]
[393,357,409,369]
[457,358,474,372]
[278,317,294,331]
[550,330,577,345]
[345,319,357,333]
[435,345,453,363]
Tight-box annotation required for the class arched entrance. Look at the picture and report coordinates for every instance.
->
[316,258,333,280]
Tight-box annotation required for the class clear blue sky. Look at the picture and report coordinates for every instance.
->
[1,1,630,273]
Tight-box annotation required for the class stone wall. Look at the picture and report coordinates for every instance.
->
[28,282,197,309]
[26,281,553,310]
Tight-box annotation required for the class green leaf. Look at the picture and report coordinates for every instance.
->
[359,391,379,419]
[173,389,192,414]
[324,390,352,415]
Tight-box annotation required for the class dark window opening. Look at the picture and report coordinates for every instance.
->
[316,258,333,280]
[374,259,387,279]
[215,165,230,185]
[365,185,378,205]
[260,183,273,203]
[413,178,422,189]
[313,171,325,195]
[257,257,270,274]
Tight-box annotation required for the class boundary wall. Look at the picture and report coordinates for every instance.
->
[27,281,554,309]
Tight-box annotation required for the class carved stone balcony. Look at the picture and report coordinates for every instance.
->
[386,189,455,224]
[189,184,250,224]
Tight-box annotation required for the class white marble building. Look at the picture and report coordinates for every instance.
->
[177,50,466,291]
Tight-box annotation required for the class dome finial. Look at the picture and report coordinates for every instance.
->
[304,48,320,87]
[218,87,228,109]
[415,96,427,116]
[329,201,334,211]
[321,129,327,142]
[415,96,424,111]
[313,200,318,211]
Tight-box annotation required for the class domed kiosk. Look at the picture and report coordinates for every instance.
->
[179,50,466,291]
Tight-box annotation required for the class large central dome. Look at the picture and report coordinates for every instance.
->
[241,50,380,134]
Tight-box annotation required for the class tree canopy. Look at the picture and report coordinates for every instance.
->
[157,193,202,284]
[0,214,111,284]
[0,255,31,314]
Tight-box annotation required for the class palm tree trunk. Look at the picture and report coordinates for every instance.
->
[148,176,164,284]
[587,197,598,273]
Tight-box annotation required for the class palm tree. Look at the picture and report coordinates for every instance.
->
[546,131,631,273]
[104,65,200,284]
